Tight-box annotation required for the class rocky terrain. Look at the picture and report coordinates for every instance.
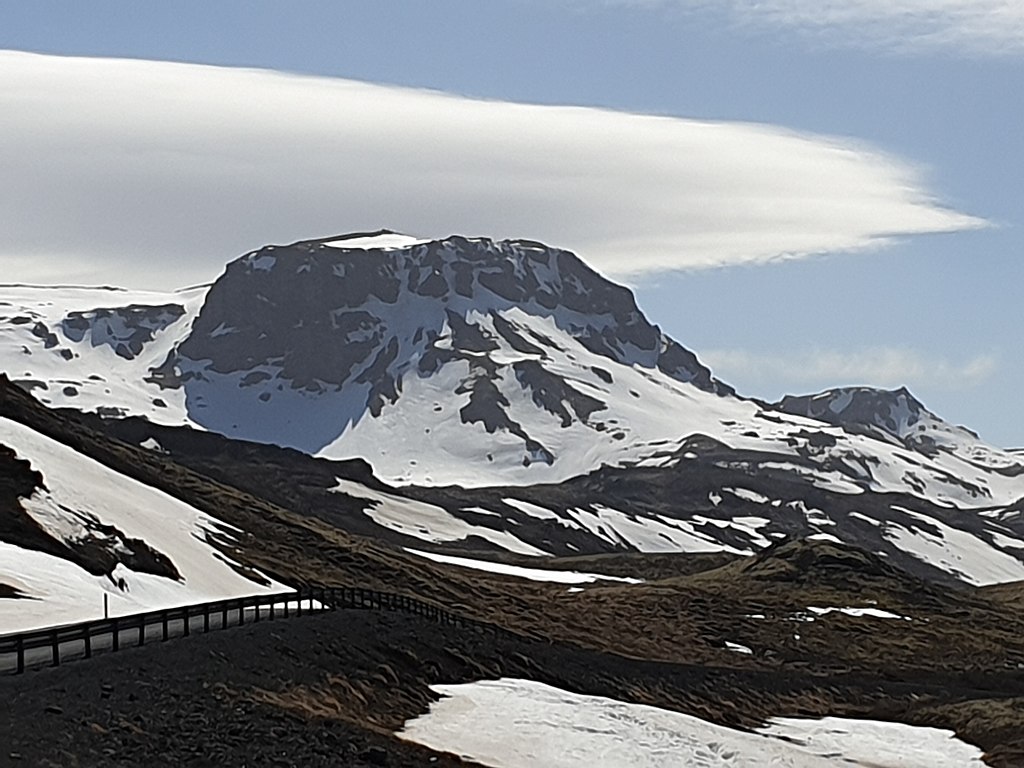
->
[2,232,1024,765]
[3,234,1024,594]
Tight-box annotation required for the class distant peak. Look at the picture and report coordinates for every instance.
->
[772,385,972,449]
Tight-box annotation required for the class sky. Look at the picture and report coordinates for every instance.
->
[0,0,1021,446]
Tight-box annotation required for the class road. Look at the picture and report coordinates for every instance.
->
[0,598,324,674]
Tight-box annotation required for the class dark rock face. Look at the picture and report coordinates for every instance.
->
[775,387,924,434]
[773,386,963,454]
[149,233,731,457]
[169,234,727,392]
[61,304,185,360]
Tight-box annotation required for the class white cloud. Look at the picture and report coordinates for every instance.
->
[702,347,999,392]
[0,50,983,289]
[619,1,1024,55]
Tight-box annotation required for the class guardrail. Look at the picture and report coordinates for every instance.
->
[0,586,489,676]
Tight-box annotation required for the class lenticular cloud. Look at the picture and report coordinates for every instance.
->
[0,50,982,288]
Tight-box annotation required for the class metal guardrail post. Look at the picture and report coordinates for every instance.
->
[112,619,120,651]
[50,630,59,667]
[84,627,92,659]
[183,608,190,637]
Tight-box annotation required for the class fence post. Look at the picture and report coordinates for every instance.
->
[84,627,92,659]
[183,608,190,637]
[297,593,303,618]
[51,630,59,667]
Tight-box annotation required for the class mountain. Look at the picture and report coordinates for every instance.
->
[2,232,1024,589]
[4,283,1024,763]
[148,230,744,486]
[0,282,206,426]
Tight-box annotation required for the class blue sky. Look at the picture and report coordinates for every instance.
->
[1,0,1021,445]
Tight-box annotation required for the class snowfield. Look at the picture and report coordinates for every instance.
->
[0,416,287,633]
[4,237,1024,588]
[0,284,206,426]
[399,678,986,767]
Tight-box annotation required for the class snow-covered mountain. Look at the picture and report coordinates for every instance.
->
[2,232,1021,493]
[2,231,1024,587]
[0,283,206,426]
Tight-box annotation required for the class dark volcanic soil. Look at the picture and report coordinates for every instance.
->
[3,606,1024,768]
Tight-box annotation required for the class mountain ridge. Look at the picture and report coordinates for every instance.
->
[2,231,1024,589]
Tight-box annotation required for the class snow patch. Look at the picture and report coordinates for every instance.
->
[399,678,985,767]
[405,549,641,584]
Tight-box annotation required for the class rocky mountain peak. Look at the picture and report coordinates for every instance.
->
[775,386,925,434]
[772,385,981,455]
[142,232,733,475]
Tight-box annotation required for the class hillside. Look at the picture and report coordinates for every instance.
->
[2,380,1024,764]
[3,234,1024,593]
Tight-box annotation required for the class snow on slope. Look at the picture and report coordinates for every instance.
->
[0,283,206,425]
[143,234,1024,510]
[399,678,986,767]
[2,238,1022,513]
[404,548,642,584]
[331,479,547,556]
[0,416,285,632]
[4,236,1024,586]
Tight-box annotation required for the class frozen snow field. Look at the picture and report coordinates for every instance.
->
[399,678,986,767]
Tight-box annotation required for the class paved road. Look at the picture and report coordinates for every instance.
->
[1,599,325,674]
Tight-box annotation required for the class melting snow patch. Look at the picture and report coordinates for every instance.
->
[807,606,911,621]
[724,487,770,504]
[139,437,165,453]
[759,716,986,767]
[725,641,753,654]
[405,549,641,585]
[332,479,548,556]
[502,498,562,521]
[399,678,985,767]
[806,533,842,544]
[883,507,1024,586]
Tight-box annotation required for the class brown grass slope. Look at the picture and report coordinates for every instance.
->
[2,375,1024,765]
